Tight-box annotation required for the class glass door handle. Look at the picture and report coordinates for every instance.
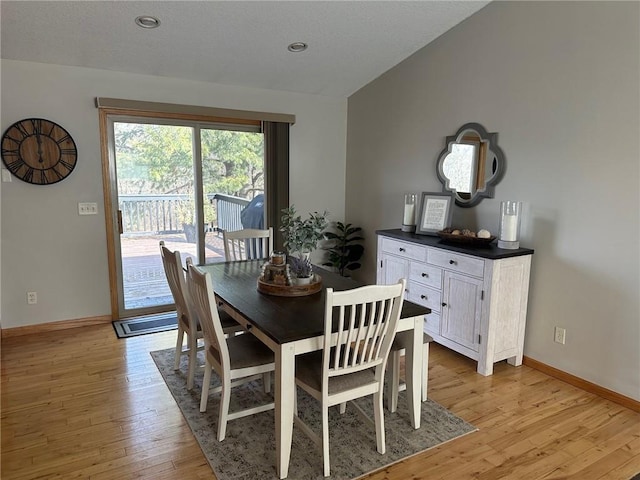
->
[117,210,124,235]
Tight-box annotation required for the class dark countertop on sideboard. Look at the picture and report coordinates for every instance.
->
[376,229,534,260]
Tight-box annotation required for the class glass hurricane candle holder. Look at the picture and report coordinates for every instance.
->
[402,193,417,232]
[498,200,522,249]
[270,251,286,266]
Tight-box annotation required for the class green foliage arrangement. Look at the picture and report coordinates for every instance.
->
[322,222,365,277]
[280,206,329,255]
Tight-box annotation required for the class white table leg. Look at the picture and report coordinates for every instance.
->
[404,316,422,429]
[275,343,296,479]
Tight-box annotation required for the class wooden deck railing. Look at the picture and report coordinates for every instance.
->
[119,193,251,234]
[210,193,250,232]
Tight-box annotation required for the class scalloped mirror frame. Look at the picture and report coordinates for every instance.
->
[436,122,506,208]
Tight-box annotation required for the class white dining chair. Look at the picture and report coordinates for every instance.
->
[386,331,433,413]
[293,279,406,477]
[185,260,276,441]
[222,227,273,261]
[159,241,243,390]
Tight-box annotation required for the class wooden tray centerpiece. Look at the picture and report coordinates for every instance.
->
[257,273,323,297]
[257,253,323,297]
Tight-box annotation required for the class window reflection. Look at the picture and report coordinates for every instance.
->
[443,143,477,193]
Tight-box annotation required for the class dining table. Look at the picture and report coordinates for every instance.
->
[195,259,430,479]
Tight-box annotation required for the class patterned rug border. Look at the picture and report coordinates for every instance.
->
[151,347,477,480]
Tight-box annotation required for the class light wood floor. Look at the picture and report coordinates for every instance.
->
[2,324,639,480]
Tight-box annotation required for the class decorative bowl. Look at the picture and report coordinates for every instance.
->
[437,231,496,246]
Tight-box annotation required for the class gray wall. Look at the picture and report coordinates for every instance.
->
[346,1,639,400]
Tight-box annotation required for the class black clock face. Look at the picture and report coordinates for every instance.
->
[1,118,77,185]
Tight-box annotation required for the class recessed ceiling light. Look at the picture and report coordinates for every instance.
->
[287,42,308,53]
[135,16,161,29]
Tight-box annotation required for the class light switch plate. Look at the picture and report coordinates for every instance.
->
[78,202,98,215]
[2,169,12,182]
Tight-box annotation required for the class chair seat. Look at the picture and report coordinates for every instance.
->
[295,351,376,395]
[209,333,275,370]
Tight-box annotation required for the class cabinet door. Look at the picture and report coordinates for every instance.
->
[441,271,483,352]
[379,253,409,286]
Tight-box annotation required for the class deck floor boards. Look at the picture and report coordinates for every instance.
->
[122,232,226,309]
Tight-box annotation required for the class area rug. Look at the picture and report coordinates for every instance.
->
[113,312,177,338]
[151,347,477,480]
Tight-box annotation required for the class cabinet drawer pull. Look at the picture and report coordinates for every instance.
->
[421,272,429,278]
[421,295,427,300]
[399,247,406,252]
[441,302,447,307]
[449,259,457,265]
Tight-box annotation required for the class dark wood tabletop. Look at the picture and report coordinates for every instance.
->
[197,260,429,345]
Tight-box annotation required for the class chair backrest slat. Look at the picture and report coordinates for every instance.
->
[323,280,405,382]
[222,227,273,261]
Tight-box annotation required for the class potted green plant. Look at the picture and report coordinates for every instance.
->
[280,205,329,257]
[322,222,364,277]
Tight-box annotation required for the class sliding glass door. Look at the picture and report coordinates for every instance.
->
[201,127,265,263]
[107,116,263,318]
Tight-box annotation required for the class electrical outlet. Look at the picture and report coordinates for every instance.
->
[554,326,566,345]
[27,291,37,305]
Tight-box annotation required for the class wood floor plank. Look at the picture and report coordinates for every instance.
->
[2,324,639,480]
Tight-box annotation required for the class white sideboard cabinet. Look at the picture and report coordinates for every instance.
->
[376,229,534,376]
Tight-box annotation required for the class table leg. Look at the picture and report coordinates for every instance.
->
[404,316,422,429]
[275,343,296,479]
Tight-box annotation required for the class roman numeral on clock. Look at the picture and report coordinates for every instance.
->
[23,167,34,182]
[51,167,64,180]
[5,158,24,171]
[2,148,19,157]
[59,159,75,170]
[3,134,23,145]
[15,122,31,138]
[30,119,42,135]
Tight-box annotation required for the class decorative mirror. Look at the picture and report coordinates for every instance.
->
[436,123,505,207]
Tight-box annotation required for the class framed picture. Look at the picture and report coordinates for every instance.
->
[416,192,454,235]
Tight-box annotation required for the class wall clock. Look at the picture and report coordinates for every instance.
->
[1,118,77,185]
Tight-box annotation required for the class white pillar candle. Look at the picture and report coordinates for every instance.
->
[501,214,518,241]
[403,204,415,225]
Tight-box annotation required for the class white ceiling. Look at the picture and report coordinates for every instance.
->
[1,1,490,98]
